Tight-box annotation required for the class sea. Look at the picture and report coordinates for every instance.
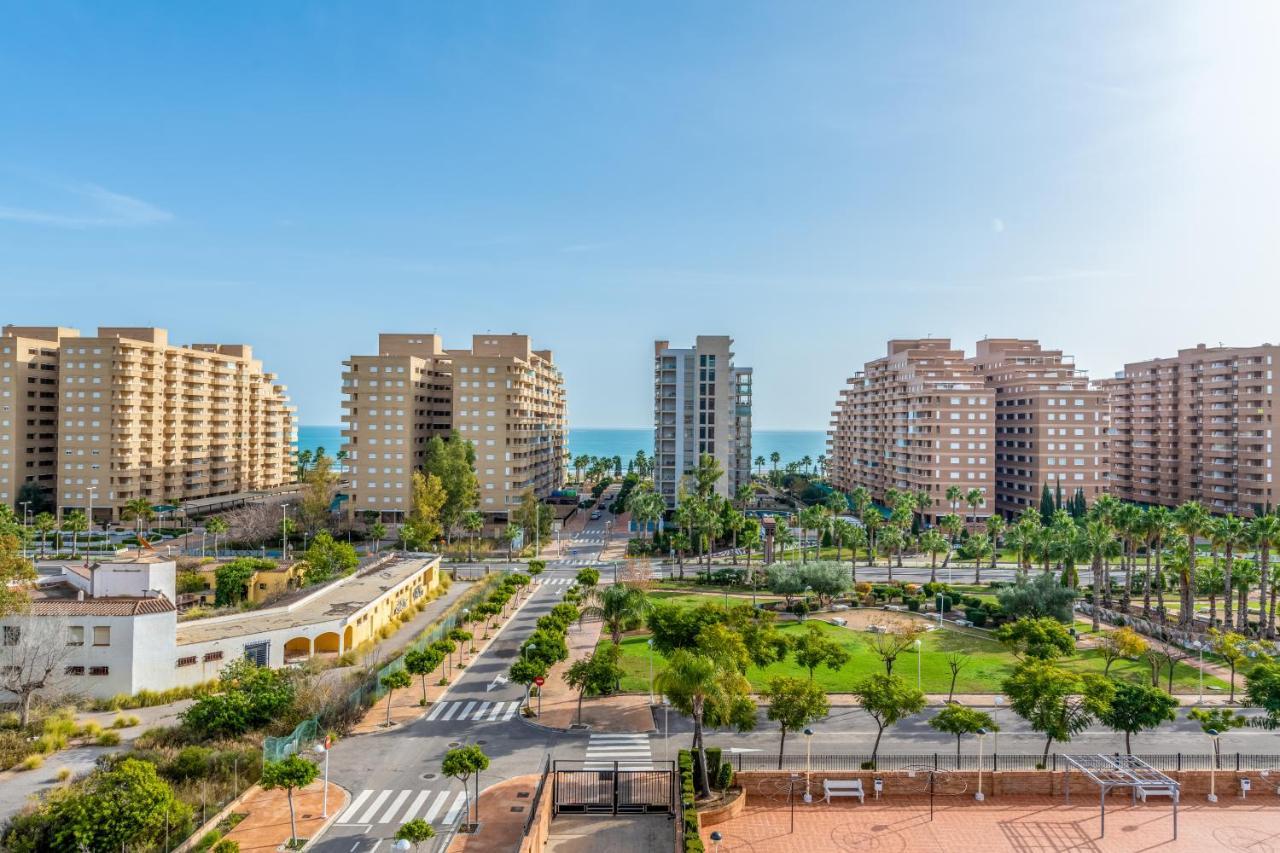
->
[296,425,827,468]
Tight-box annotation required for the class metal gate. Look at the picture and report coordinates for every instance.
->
[552,760,675,816]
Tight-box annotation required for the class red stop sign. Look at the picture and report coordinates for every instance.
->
[534,676,545,686]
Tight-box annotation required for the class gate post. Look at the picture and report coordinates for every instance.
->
[613,761,620,816]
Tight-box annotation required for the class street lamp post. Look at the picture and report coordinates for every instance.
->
[281,504,290,561]
[1192,640,1205,703]
[915,638,923,690]
[85,489,97,567]
[647,639,655,704]
[18,501,30,560]
[803,727,814,802]
[992,696,1003,757]
[975,727,988,801]
[1208,728,1221,802]
[710,831,723,853]
[312,742,330,817]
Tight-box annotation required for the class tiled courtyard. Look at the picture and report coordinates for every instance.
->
[701,795,1280,852]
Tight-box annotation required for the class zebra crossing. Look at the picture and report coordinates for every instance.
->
[583,733,654,770]
[337,787,468,826]
[424,699,521,723]
[538,576,580,586]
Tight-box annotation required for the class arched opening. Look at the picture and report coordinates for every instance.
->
[283,636,311,663]
[314,631,342,656]
[343,625,354,650]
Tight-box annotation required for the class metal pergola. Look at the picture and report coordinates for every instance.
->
[1061,754,1181,840]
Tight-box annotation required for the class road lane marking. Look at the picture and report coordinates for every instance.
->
[356,789,393,824]
[378,789,412,823]
[338,789,373,822]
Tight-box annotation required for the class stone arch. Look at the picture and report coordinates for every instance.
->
[343,625,354,650]
[283,636,311,662]
[314,631,342,655]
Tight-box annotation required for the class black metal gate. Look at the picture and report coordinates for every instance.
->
[552,760,675,816]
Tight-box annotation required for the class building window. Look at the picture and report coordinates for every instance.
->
[203,651,224,663]
[64,665,85,676]
[93,626,111,647]
[2,626,18,646]
[66,626,84,646]
[88,666,110,676]
[176,656,198,668]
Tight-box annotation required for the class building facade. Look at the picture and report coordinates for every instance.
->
[1,325,295,522]
[827,339,994,525]
[968,339,1109,518]
[653,336,753,506]
[342,333,567,522]
[0,326,78,513]
[1103,343,1279,515]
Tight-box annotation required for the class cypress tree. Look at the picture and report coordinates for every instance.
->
[1039,484,1055,525]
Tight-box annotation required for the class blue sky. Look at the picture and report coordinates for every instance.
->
[2,2,1277,429]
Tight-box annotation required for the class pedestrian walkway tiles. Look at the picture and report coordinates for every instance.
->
[583,733,653,771]
[336,788,469,826]
[424,699,521,723]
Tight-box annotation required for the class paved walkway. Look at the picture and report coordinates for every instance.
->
[447,774,539,853]
[533,617,655,733]
[222,779,348,852]
[349,586,535,734]
[702,794,1280,853]
[548,815,673,852]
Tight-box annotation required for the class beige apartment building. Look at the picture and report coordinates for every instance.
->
[653,336,753,506]
[57,327,295,522]
[0,326,79,513]
[968,339,1109,518]
[342,333,567,523]
[827,339,993,525]
[2,325,295,522]
[1103,343,1279,515]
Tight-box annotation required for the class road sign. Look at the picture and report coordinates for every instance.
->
[534,676,545,686]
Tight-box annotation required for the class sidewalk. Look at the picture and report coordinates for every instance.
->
[447,774,539,853]
[529,618,655,733]
[348,585,537,735]
[220,779,348,852]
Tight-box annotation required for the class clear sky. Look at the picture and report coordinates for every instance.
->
[2,2,1277,429]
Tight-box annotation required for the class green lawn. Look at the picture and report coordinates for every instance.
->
[604,618,1229,695]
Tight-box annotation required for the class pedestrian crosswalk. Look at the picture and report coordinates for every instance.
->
[583,733,654,770]
[424,699,521,723]
[538,576,581,586]
[337,788,469,826]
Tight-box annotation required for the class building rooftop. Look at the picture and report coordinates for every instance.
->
[27,582,176,616]
[175,555,439,646]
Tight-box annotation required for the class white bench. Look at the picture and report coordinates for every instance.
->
[823,779,865,804]
[1136,785,1178,803]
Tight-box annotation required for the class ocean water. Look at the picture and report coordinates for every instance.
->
[297,425,827,467]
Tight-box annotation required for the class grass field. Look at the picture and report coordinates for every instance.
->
[603,606,1230,695]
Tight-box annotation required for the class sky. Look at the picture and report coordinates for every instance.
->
[1,2,1278,429]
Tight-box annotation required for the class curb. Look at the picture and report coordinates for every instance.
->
[300,782,352,851]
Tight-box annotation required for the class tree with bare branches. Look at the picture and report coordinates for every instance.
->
[0,617,73,725]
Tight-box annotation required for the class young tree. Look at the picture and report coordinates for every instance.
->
[853,673,926,768]
[762,676,829,769]
[580,583,650,647]
[1207,627,1258,703]
[656,649,756,797]
[404,648,443,704]
[395,818,435,851]
[796,561,852,606]
[442,745,490,826]
[299,453,340,533]
[205,515,230,556]
[380,668,412,725]
[1187,708,1248,767]
[422,432,480,539]
[1098,681,1178,752]
[928,703,997,761]
[0,617,72,725]
[462,510,484,560]
[790,622,851,682]
[261,755,321,847]
[868,626,924,676]
[405,471,448,548]
[1003,659,1114,764]
[302,531,359,585]
[575,567,600,592]
[564,645,624,725]
[994,617,1075,661]
[945,652,969,703]
[1097,627,1148,675]
[1246,658,1280,728]
[0,533,37,616]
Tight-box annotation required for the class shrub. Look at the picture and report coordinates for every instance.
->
[167,746,214,782]
[715,762,734,791]
[704,747,722,785]
[78,721,103,739]
[211,838,241,853]
[967,606,988,628]
[96,731,122,746]
[56,767,72,782]
[860,760,876,770]
[906,597,921,612]
[19,754,44,771]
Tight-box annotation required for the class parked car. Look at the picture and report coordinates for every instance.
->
[590,511,602,520]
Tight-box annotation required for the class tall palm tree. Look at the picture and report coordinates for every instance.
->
[1143,506,1174,622]
[920,530,948,583]
[1111,502,1141,612]
[62,510,88,557]
[939,513,963,569]
[878,525,903,581]
[964,533,992,583]
[1082,519,1118,631]
[581,583,651,648]
[798,505,826,563]
[985,515,1006,570]
[815,454,827,478]
[656,650,746,797]
[964,488,984,528]
[1232,558,1260,635]
[121,497,154,534]
[33,512,56,557]
[754,455,766,476]
[863,512,882,568]
[831,518,854,565]
[1172,502,1210,628]
[1248,514,1280,638]
[462,510,484,561]
[1211,515,1246,630]
[945,486,962,516]
[1193,553,1223,627]
[769,451,781,474]
[800,455,813,476]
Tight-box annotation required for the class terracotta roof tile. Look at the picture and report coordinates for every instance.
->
[27,596,175,617]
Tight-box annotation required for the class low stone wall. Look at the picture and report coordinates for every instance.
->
[697,789,746,828]
[735,768,1274,801]
[518,775,555,853]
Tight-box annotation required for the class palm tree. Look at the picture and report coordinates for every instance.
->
[121,497,154,534]
[799,455,813,476]
[462,510,484,561]
[1143,506,1174,622]
[1172,502,1209,628]
[33,512,56,557]
[877,525,903,580]
[945,485,962,516]
[769,451,781,474]
[1194,555,1224,627]
[502,525,521,563]
[1213,515,1246,630]
[581,583,651,648]
[656,650,739,798]
[920,530,948,583]
[985,515,1006,570]
[62,510,88,557]
[1082,519,1118,631]
[938,513,963,568]
[754,455,766,476]
[815,454,827,478]
[830,518,854,564]
[630,491,663,544]
[798,505,826,563]
[964,488,984,528]
[1249,514,1280,638]
[862,512,882,568]
[964,533,992,583]
[1232,558,1260,636]
[1111,502,1141,612]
